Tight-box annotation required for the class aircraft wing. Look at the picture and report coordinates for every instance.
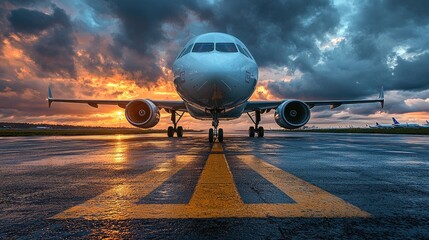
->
[245,87,384,113]
[47,88,188,112]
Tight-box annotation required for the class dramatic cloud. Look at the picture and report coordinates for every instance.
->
[7,5,77,78]
[266,0,429,119]
[8,7,68,34]
[201,0,340,68]
[392,54,429,91]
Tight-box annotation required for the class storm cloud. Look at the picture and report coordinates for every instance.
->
[7,5,77,78]
[265,0,429,117]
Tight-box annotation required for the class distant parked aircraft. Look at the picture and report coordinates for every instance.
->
[392,117,420,128]
[369,122,393,129]
[419,120,429,128]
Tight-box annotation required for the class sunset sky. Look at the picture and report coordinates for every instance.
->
[0,0,428,130]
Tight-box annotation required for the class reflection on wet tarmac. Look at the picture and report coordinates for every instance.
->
[114,135,127,164]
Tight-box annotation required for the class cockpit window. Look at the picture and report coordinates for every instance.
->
[236,44,250,58]
[192,43,214,52]
[178,44,193,59]
[243,47,253,60]
[176,47,187,59]
[216,43,238,52]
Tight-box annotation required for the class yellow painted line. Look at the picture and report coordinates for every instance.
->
[237,155,371,218]
[52,155,197,220]
[188,143,243,212]
[52,143,370,219]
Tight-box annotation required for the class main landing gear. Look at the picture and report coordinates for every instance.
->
[247,110,264,138]
[208,110,223,143]
[167,110,184,138]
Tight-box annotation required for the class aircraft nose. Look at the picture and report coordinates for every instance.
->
[196,55,229,75]
[174,52,256,109]
[190,54,241,107]
[204,58,238,85]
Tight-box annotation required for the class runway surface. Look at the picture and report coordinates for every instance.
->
[1,131,428,239]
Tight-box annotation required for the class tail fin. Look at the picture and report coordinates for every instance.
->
[48,86,53,108]
[427,120,428,124]
[392,117,399,124]
[376,122,379,126]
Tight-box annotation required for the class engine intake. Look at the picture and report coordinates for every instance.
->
[274,100,311,129]
[125,99,160,128]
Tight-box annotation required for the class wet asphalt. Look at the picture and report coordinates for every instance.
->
[0,132,428,239]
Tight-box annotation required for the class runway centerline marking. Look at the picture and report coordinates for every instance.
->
[52,143,370,219]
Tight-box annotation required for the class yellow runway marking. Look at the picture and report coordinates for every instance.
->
[189,148,243,209]
[52,143,370,219]
[237,155,370,218]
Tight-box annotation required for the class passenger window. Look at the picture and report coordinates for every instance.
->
[179,44,194,58]
[216,43,238,52]
[237,44,250,58]
[192,43,214,52]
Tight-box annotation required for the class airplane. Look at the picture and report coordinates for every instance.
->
[417,120,429,128]
[392,117,420,128]
[369,122,393,129]
[48,32,384,142]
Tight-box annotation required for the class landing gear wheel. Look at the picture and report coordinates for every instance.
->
[218,128,223,143]
[167,126,174,137]
[169,111,185,138]
[176,126,183,137]
[257,126,264,138]
[249,126,255,138]
[209,128,214,143]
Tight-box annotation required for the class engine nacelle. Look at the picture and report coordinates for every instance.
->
[274,100,311,129]
[125,99,160,128]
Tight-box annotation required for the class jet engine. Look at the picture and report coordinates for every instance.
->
[125,99,160,128]
[274,100,311,129]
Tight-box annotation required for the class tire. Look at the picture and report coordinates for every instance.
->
[177,126,183,137]
[218,128,223,143]
[249,126,255,137]
[167,126,174,137]
[209,128,214,143]
[258,126,264,138]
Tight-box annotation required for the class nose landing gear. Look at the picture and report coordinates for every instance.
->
[167,110,185,138]
[247,110,264,138]
[208,110,223,143]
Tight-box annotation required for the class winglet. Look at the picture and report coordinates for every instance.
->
[379,86,384,108]
[48,86,53,108]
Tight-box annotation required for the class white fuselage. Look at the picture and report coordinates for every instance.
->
[172,33,258,120]
[369,123,393,129]
[393,123,421,128]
